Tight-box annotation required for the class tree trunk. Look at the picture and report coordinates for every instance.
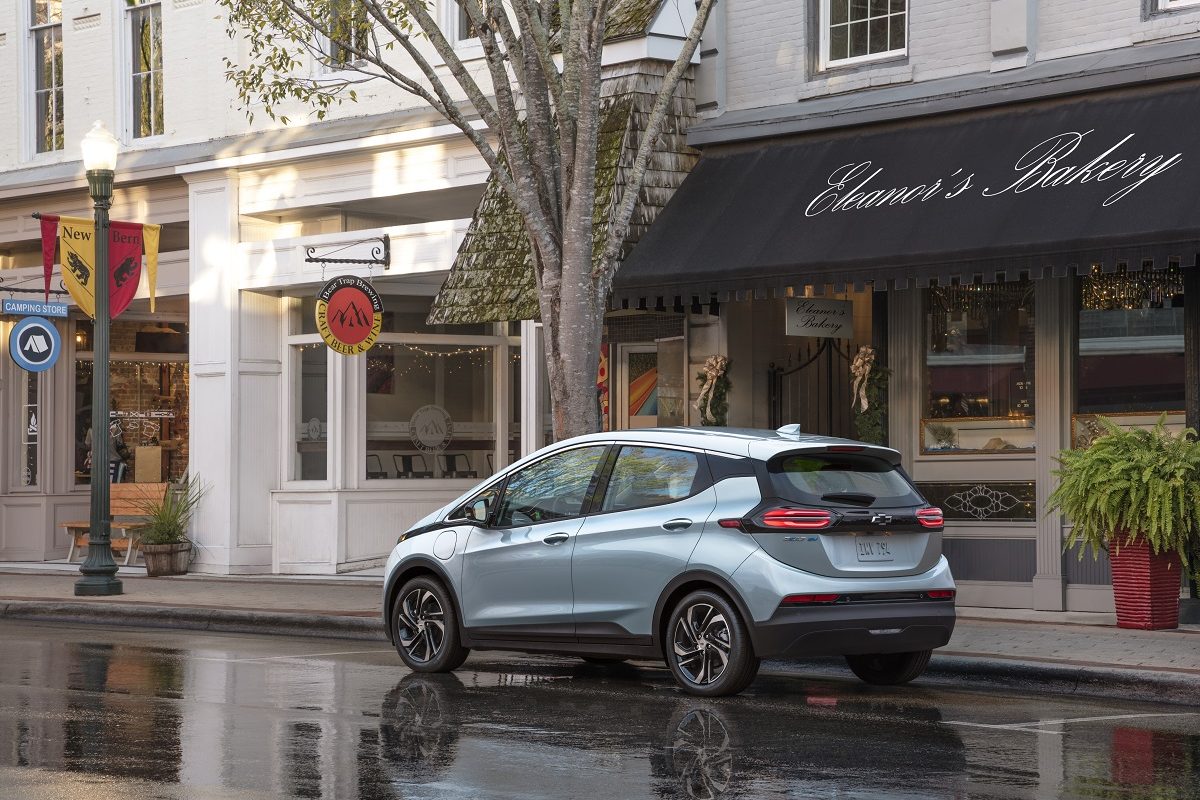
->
[543,247,603,441]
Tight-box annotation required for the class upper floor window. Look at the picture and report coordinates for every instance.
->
[821,0,907,70]
[328,0,372,67]
[127,0,164,138]
[1159,0,1200,10]
[457,4,476,43]
[31,0,64,153]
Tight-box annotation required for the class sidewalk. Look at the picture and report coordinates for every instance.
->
[2,570,1197,705]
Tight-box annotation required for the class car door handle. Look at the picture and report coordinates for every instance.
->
[662,518,693,531]
[542,532,570,545]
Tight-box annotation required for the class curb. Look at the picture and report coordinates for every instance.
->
[5,601,1197,706]
[762,655,1200,707]
[0,600,388,642]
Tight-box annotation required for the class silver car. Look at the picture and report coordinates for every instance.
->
[382,427,956,696]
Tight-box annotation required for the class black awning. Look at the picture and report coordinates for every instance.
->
[614,80,1200,304]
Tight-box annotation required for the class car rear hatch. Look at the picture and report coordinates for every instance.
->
[741,446,943,579]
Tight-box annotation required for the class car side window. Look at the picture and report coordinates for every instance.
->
[599,446,702,513]
[494,446,608,527]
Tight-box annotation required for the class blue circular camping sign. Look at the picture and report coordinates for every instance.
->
[10,316,60,372]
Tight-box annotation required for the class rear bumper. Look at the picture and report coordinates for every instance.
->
[749,601,956,659]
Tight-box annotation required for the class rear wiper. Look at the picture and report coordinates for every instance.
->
[820,492,876,506]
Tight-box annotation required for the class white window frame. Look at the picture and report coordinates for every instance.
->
[448,0,483,57]
[124,0,165,141]
[320,0,373,72]
[819,0,908,72]
[28,0,64,155]
[284,335,333,487]
[359,324,518,485]
[1158,0,1200,9]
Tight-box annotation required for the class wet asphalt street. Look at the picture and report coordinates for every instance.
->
[1,620,1197,800]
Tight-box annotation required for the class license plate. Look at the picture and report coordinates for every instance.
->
[855,537,894,562]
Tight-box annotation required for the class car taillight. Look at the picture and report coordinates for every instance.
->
[916,507,944,528]
[826,445,864,453]
[781,593,841,605]
[926,589,956,600]
[759,508,833,530]
[717,518,745,530]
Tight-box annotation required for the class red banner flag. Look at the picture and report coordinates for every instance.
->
[108,221,144,319]
[39,214,59,302]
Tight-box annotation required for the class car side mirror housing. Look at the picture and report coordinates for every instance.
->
[468,499,489,525]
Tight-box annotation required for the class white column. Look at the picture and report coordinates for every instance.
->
[186,170,281,574]
[520,320,543,456]
[1032,278,1072,610]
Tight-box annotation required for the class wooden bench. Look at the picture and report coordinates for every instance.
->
[64,483,169,566]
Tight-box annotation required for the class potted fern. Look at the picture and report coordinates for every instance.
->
[1048,416,1200,630]
[137,476,206,577]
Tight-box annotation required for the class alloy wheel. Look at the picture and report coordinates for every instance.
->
[397,588,446,664]
[672,603,732,686]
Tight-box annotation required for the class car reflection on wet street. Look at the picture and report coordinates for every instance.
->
[0,621,1197,799]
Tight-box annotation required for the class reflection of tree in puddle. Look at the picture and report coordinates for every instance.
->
[378,674,461,783]
[662,707,735,800]
[1067,727,1199,799]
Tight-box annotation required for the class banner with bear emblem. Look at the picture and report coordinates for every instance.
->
[42,215,158,320]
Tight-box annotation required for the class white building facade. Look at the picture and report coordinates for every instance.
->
[0,0,699,573]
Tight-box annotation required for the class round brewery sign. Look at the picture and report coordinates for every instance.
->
[410,405,453,453]
[314,275,384,355]
[9,316,61,372]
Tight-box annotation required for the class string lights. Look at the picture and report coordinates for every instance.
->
[1081,264,1184,311]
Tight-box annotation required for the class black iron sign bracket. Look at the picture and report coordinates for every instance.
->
[303,234,391,270]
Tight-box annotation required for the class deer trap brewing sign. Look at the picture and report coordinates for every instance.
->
[315,275,383,355]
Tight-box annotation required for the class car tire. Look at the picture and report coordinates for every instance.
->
[665,590,760,697]
[844,649,933,685]
[392,576,470,673]
[580,656,629,665]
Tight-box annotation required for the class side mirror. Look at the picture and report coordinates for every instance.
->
[468,499,489,524]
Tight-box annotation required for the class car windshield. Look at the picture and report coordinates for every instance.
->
[769,453,922,508]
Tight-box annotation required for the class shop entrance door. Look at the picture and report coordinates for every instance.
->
[614,340,686,429]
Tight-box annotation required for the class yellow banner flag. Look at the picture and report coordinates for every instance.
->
[143,223,161,313]
[58,216,97,319]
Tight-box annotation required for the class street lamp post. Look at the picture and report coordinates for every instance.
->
[75,121,122,597]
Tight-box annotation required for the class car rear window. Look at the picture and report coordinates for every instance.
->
[768,453,922,508]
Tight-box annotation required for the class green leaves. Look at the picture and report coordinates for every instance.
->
[1049,415,1200,569]
[137,475,209,546]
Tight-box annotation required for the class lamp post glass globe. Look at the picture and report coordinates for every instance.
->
[81,121,119,172]
[75,120,121,597]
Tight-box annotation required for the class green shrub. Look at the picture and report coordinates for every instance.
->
[1048,415,1200,568]
[137,475,207,546]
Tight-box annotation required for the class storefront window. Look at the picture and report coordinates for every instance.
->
[21,371,40,487]
[1073,267,1185,447]
[365,343,495,479]
[923,281,1035,454]
[75,319,190,485]
[294,344,328,481]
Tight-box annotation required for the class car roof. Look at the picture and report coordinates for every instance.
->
[557,427,902,464]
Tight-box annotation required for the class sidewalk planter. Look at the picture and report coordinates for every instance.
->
[1109,538,1183,630]
[1049,416,1199,631]
[141,542,193,577]
[134,475,207,579]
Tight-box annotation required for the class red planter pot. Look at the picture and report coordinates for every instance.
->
[1109,537,1182,630]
